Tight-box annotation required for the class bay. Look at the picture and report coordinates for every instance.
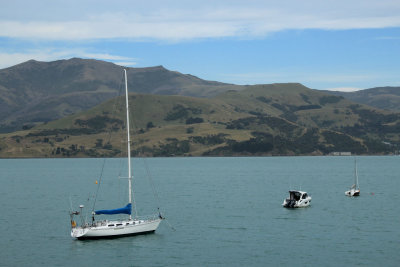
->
[0,156,399,266]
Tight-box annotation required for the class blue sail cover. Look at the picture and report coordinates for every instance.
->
[95,203,132,215]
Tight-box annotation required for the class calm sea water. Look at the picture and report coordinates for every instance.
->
[0,156,399,266]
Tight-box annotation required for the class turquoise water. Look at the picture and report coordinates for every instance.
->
[0,156,399,266]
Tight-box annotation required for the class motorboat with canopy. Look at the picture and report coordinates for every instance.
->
[282,190,311,208]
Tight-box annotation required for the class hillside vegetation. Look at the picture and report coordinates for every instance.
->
[324,87,400,112]
[1,83,399,157]
[0,58,242,132]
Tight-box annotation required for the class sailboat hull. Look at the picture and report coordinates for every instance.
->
[71,218,162,239]
[345,189,360,197]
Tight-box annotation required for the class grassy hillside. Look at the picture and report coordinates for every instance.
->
[1,83,399,158]
[3,57,399,139]
[0,58,243,133]
[323,87,400,112]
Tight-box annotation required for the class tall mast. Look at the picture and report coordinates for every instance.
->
[354,157,359,189]
[124,69,132,215]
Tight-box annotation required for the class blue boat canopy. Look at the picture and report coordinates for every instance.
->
[95,203,132,215]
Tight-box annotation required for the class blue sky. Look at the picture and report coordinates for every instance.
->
[1,0,400,91]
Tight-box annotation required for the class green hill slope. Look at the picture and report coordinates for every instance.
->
[0,58,242,133]
[1,83,399,157]
[323,87,400,112]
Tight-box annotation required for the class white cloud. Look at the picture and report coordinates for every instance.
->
[81,53,137,62]
[324,87,361,92]
[113,61,137,67]
[1,1,400,41]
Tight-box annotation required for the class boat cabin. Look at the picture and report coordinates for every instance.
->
[283,190,311,208]
[288,190,308,201]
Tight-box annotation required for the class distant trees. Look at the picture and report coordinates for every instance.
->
[231,137,273,153]
[164,105,202,121]
[95,139,103,148]
[153,139,190,156]
[185,117,203,124]
[189,134,227,145]
[321,131,366,154]
[319,95,343,105]
[146,122,155,129]
[164,105,189,121]
[186,127,194,134]
[74,115,123,132]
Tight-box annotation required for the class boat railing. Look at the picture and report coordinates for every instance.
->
[76,213,161,228]
[134,213,161,221]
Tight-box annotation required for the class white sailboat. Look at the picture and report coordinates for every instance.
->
[70,69,163,239]
[345,157,360,197]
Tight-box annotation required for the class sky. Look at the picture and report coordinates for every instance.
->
[1,0,400,91]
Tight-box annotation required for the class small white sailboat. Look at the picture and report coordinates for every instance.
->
[345,158,360,197]
[70,69,163,239]
[282,190,311,208]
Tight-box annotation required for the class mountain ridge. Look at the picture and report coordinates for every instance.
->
[2,58,400,133]
[1,58,399,157]
[0,58,243,132]
[322,86,400,111]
